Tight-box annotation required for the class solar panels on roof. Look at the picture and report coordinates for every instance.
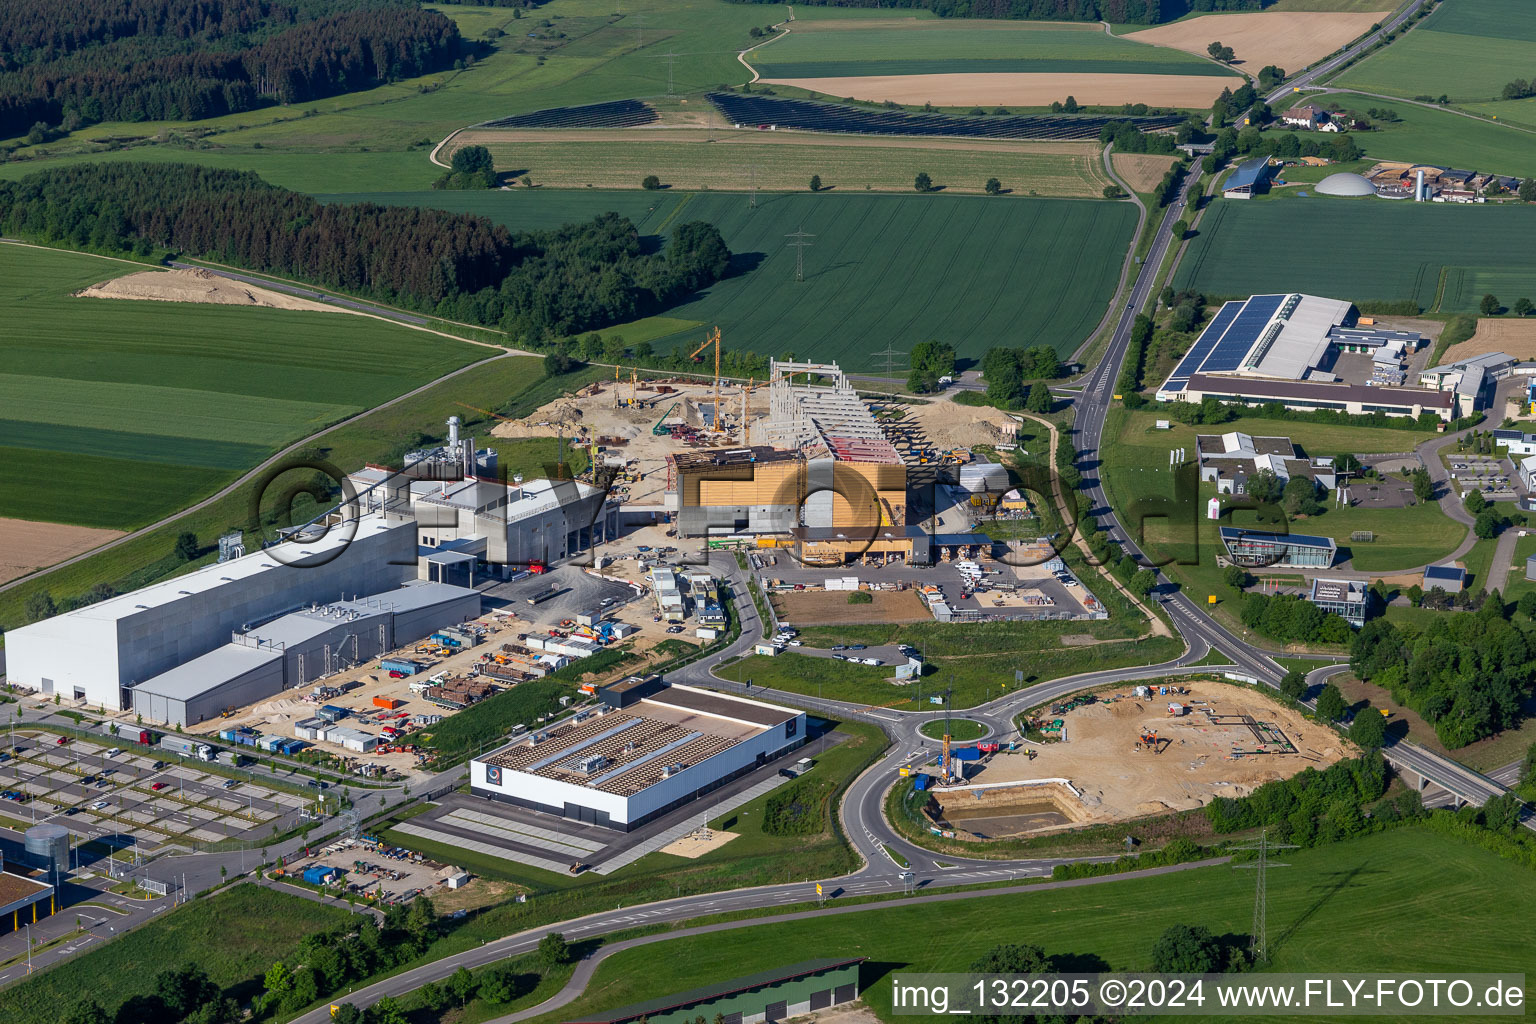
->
[1204,294,1286,372]
[1162,300,1243,393]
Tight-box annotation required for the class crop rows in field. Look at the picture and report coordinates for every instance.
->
[316,189,1135,369]
[1335,0,1536,101]
[0,245,485,529]
[479,99,658,130]
[752,23,1229,78]
[1174,200,1536,315]
[709,93,1181,140]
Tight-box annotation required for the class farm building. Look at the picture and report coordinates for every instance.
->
[1156,293,1451,418]
[130,581,481,727]
[1222,157,1275,199]
[563,958,865,1024]
[1308,579,1367,628]
[471,677,806,832]
[1220,527,1336,569]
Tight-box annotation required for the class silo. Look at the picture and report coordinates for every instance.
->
[24,822,70,879]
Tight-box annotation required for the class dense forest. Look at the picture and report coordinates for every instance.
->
[0,163,732,340]
[0,0,462,139]
[725,0,1271,25]
[1350,609,1535,748]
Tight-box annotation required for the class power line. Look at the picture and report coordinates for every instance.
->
[1233,829,1297,963]
[748,163,760,208]
[662,51,679,95]
[870,344,907,377]
[786,225,814,283]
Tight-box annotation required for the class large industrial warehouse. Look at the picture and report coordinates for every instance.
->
[4,515,420,709]
[130,581,481,726]
[1155,293,1458,419]
[470,676,806,831]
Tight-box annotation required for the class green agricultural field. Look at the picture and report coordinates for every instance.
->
[0,245,487,530]
[1306,91,1536,177]
[1335,0,1536,102]
[1174,200,1536,314]
[532,828,1536,1024]
[750,20,1236,79]
[6,884,352,1024]
[453,132,1113,197]
[313,190,1136,368]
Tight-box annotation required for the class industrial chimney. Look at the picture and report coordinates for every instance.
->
[447,415,461,449]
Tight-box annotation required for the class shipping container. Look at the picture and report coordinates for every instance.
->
[952,747,983,762]
[317,704,350,723]
[380,658,422,676]
[372,697,403,710]
[913,773,930,791]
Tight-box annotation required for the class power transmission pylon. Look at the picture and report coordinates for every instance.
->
[786,226,814,282]
[871,344,907,378]
[662,51,679,95]
[749,163,760,208]
[1233,829,1297,964]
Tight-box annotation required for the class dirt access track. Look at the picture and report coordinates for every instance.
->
[75,267,339,312]
[932,680,1349,839]
[761,72,1233,109]
[1124,11,1387,77]
[0,517,125,585]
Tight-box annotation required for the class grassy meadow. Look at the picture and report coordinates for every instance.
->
[1174,199,1536,313]
[0,245,487,530]
[530,827,1536,1024]
[313,189,1136,368]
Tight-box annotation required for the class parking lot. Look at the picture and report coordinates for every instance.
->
[1448,456,1517,500]
[0,734,312,854]
[278,836,463,908]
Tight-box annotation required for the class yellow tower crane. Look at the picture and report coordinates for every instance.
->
[689,326,724,433]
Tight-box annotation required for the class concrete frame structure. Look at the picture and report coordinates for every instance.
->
[130,581,481,727]
[470,679,806,832]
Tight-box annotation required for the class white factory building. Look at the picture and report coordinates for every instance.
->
[470,677,806,831]
[1155,294,1456,419]
[5,515,420,710]
[130,581,480,727]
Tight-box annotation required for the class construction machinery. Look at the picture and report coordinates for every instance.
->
[689,326,725,434]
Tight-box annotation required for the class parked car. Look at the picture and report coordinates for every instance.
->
[849,644,867,651]
[222,779,240,789]
[151,782,168,791]
[861,658,882,666]
[55,736,68,746]
[90,800,107,810]
[831,644,847,651]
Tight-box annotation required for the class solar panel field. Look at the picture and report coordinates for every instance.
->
[748,19,1236,79]
[1335,0,1536,102]
[316,189,1136,368]
[1174,200,1536,314]
[0,245,487,530]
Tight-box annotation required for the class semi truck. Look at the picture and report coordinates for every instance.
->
[160,735,215,761]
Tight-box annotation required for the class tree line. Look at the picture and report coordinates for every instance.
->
[0,163,733,341]
[0,0,463,139]
[725,0,1269,26]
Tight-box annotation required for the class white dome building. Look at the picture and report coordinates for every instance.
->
[1315,172,1378,197]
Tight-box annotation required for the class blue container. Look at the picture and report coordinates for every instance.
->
[913,774,930,791]
[952,747,983,762]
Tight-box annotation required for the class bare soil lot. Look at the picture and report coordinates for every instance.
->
[0,517,124,584]
[932,681,1348,838]
[1112,152,1180,192]
[772,588,932,625]
[1444,318,1536,364]
[76,267,338,312]
[760,72,1234,108]
[1124,11,1387,75]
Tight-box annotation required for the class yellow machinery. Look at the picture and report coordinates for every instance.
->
[689,326,725,433]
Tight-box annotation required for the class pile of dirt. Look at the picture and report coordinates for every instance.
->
[76,267,338,312]
[904,399,1022,452]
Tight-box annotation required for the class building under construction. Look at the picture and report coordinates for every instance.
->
[667,361,912,564]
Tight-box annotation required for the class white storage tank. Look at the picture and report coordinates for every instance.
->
[25,822,70,878]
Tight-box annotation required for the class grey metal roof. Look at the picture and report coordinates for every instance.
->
[1224,156,1273,192]
[132,644,280,701]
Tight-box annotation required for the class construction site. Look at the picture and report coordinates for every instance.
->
[916,680,1347,841]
